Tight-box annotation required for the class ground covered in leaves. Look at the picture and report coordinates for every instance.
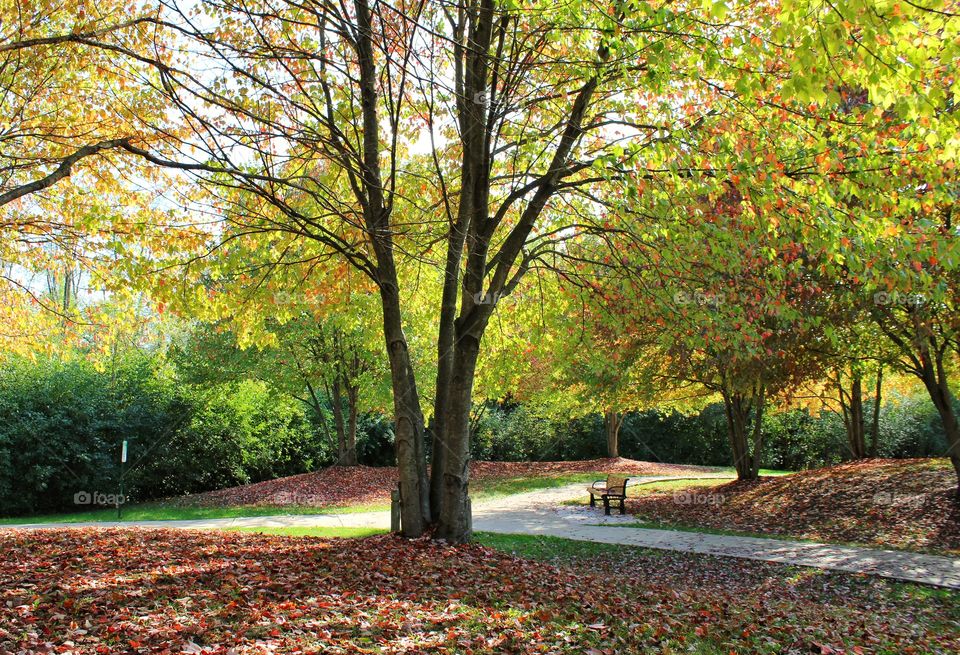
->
[171,458,710,510]
[623,458,960,554]
[1,529,957,655]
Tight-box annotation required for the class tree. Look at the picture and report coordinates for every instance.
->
[862,239,960,484]
[174,310,389,467]
[0,1,204,346]
[478,273,656,460]
[54,0,958,531]
[300,321,381,466]
[131,0,754,541]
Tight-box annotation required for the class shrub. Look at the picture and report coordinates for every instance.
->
[0,355,328,516]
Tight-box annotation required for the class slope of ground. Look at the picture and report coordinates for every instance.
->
[1,529,955,654]
[621,458,960,555]
[169,458,714,510]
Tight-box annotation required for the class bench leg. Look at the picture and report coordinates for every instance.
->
[619,497,626,515]
[603,497,611,515]
[589,494,595,508]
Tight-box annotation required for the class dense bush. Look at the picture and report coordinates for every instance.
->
[0,355,180,515]
[2,350,953,518]
[0,355,331,516]
[129,379,330,500]
[470,395,956,471]
[355,412,397,467]
[874,392,950,458]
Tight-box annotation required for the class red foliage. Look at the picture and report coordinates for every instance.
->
[0,529,955,654]
[170,466,400,509]
[626,458,960,554]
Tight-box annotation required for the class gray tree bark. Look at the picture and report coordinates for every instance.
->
[354,0,429,534]
[722,384,765,480]
[838,372,867,459]
[869,365,883,457]
[605,410,623,458]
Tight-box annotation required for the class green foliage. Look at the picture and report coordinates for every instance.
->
[469,396,952,470]
[0,354,183,515]
[0,353,330,516]
[875,393,953,459]
[470,403,561,461]
[355,412,396,467]
[130,379,327,500]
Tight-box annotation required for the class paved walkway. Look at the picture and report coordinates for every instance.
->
[4,478,959,590]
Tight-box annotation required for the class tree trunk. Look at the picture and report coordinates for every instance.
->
[330,379,348,463]
[850,375,866,459]
[722,386,762,480]
[869,365,883,457]
[353,0,429,535]
[918,349,960,488]
[837,372,867,459]
[722,391,751,479]
[604,410,622,458]
[750,385,766,478]
[436,335,482,543]
[379,280,430,536]
[345,384,359,466]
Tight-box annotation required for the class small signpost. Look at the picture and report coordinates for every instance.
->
[118,440,128,520]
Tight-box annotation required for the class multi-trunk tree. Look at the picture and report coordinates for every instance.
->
[130,0,756,540]
[7,0,956,534]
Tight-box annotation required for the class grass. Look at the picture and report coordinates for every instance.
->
[561,475,736,506]
[562,471,793,503]
[0,474,597,526]
[0,500,391,525]
[626,477,732,493]
[0,469,673,525]
[468,466,788,500]
[0,476,603,525]
[475,531,634,559]
[0,466,793,526]
[471,471,606,498]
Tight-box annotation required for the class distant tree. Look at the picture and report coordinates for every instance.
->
[174,312,388,466]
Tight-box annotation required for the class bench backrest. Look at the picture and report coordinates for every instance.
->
[605,475,629,495]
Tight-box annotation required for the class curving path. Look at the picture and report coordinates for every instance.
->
[4,477,959,590]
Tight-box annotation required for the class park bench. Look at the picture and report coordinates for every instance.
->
[587,474,630,515]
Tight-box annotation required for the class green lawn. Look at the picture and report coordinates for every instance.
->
[0,474,605,525]
[0,500,391,525]
[561,473,752,504]
[0,470,667,525]
[472,471,613,498]
[474,467,791,503]
[0,473,600,525]
[0,466,793,526]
